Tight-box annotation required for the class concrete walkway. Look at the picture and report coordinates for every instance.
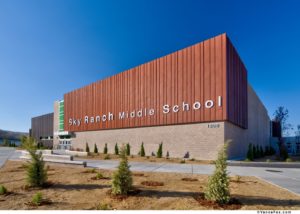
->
[1,147,299,196]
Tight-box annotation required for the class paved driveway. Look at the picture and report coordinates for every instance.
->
[1,147,299,196]
[0,147,17,167]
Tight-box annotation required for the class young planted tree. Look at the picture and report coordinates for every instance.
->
[86,143,90,153]
[140,142,145,157]
[111,146,133,195]
[104,143,108,154]
[94,144,98,154]
[259,146,264,157]
[26,144,48,187]
[157,143,163,158]
[126,143,130,156]
[115,143,119,155]
[246,143,254,161]
[253,145,257,159]
[205,143,230,204]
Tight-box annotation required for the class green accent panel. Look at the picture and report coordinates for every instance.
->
[59,100,64,131]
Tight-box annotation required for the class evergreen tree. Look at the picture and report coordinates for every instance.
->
[104,143,108,154]
[246,143,254,161]
[260,146,264,157]
[126,143,130,156]
[140,142,145,157]
[157,142,163,158]
[115,143,119,155]
[3,139,9,147]
[86,143,90,153]
[253,145,257,159]
[205,143,230,204]
[94,144,98,154]
[265,145,269,156]
[26,149,48,187]
[111,146,133,195]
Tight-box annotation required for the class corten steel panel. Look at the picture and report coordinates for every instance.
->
[226,37,248,129]
[64,33,248,132]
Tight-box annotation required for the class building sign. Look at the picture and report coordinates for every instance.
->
[68,96,222,127]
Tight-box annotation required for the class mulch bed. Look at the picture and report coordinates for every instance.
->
[181,178,198,182]
[25,199,53,207]
[193,193,242,210]
[133,173,145,177]
[90,176,110,180]
[141,181,164,187]
[106,189,142,200]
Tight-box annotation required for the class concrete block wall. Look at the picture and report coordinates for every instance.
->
[71,122,225,160]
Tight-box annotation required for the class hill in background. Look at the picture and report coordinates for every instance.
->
[0,129,28,141]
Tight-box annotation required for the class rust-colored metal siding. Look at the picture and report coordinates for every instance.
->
[64,33,248,132]
[226,37,248,129]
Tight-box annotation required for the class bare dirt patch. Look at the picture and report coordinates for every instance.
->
[0,160,300,210]
[182,178,198,182]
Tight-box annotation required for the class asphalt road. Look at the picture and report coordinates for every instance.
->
[1,147,299,196]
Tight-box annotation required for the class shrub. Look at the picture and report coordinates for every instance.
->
[86,143,90,153]
[205,143,230,204]
[103,143,108,154]
[286,157,293,162]
[140,142,145,157]
[126,143,130,156]
[270,146,276,155]
[111,146,132,195]
[246,143,253,161]
[256,145,260,158]
[115,143,119,155]
[26,150,48,187]
[94,144,98,154]
[180,159,185,164]
[0,185,7,195]
[32,192,43,206]
[266,159,271,162]
[96,172,104,179]
[96,203,112,210]
[157,142,163,158]
[104,154,110,160]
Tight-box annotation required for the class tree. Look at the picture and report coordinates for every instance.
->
[246,143,254,161]
[295,125,300,143]
[104,143,108,154]
[85,143,90,153]
[140,142,145,157]
[205,143,230,204]
[20,136,36,150]
[94,144,98,154]
[157,142,163,158]
[111,146,133,195]
[265,145,270,156]
[126,143,130,156]
[253,145,257,159]
[115,143,119,155]
[26,144,48,187]
[274,106,291,136]
[3,139,9,147]
[259,146,264,157]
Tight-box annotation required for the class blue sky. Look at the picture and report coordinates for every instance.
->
[0,0,299,133]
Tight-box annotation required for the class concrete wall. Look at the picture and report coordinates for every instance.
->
[225,85,271,159]
[53,101,60,146]
[70,122,225,160]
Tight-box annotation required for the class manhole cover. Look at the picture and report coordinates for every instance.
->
[266,169,282,173]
